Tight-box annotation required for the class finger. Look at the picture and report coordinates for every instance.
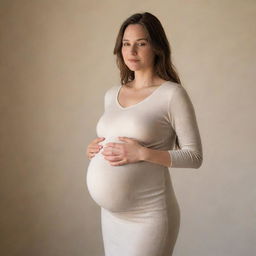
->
[89,148,101,154]
[104,143,123,150]
[102,148,120,156]
[90,145,102,151]
[118,136,131,142]
[94,137,105,143]
[118,136,127,141]
[109,159,127,166]
[88,153,95,159]
[104,142,116,147]
[102,146,124,157]
[104,155,122,161]
[118,137,138,144]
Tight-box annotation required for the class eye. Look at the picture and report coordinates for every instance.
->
[122,42,147,47]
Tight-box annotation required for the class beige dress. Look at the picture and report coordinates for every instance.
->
[86,81,203,256]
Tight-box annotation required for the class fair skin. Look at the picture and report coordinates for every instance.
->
[86,24,172,167]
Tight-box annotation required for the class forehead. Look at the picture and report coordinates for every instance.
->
[122,24,149,41]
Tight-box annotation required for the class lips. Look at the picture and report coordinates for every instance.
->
[128,59,139,62]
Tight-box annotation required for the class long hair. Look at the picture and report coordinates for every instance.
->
[113,12,181,85]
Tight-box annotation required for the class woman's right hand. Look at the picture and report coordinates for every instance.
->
[86,137,105,160]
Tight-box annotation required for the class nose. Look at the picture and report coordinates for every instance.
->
[130,44,137,55]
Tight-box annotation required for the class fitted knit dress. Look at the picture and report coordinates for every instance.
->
[86,81,203,256]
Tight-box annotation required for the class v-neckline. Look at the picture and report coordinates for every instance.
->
[115,81,169,110]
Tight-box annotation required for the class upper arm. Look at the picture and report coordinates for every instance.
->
[167,85,203,168]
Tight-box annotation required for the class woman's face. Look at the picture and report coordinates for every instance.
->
[121,24,155,72]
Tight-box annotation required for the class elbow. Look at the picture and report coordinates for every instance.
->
[193,152,203,169]
[194,160,202,169]
[167,149,203,169]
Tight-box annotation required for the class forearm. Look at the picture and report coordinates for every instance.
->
[139,146,172,168]
[167,148,202,168]
[139,146,202,169]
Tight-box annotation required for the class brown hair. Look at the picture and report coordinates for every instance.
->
[113,12,181,85]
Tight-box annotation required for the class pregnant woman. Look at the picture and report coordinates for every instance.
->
[86,12,203,256]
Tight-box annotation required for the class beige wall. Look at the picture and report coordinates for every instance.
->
[1,0,255,255]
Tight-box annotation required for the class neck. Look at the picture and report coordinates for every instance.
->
[132,69,159,89]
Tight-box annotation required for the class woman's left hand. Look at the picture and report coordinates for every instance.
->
[101,136,145,166]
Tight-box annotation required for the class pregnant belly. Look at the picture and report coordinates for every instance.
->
[86,146,167,212]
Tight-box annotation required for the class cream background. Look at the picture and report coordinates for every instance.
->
[1,0,255,255]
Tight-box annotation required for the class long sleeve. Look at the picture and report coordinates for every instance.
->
[104,86,115,111]
[104,89,110,111]
[168,85,203,169]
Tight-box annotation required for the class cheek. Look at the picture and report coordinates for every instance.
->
[145,50,155,60]
[145,48,155,58]
[121,47,127,56]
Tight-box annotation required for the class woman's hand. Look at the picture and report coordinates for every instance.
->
[101,136,145,166]
[86,137,105,160]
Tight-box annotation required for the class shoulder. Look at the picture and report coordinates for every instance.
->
[104,84,119,95]
[163,82,195,112]
[103,84,120,109]
[104,84,120,100]
[161,81,188,100]
[164,81,186,91]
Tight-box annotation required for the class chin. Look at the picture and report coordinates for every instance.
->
[126,65,143,72]
[128,68,140,72]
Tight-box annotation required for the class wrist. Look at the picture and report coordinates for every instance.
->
[138,146,149,161]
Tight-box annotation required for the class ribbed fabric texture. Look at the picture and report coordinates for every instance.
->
[167,85,203,168]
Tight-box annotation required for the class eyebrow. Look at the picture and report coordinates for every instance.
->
[122,38,148,42]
